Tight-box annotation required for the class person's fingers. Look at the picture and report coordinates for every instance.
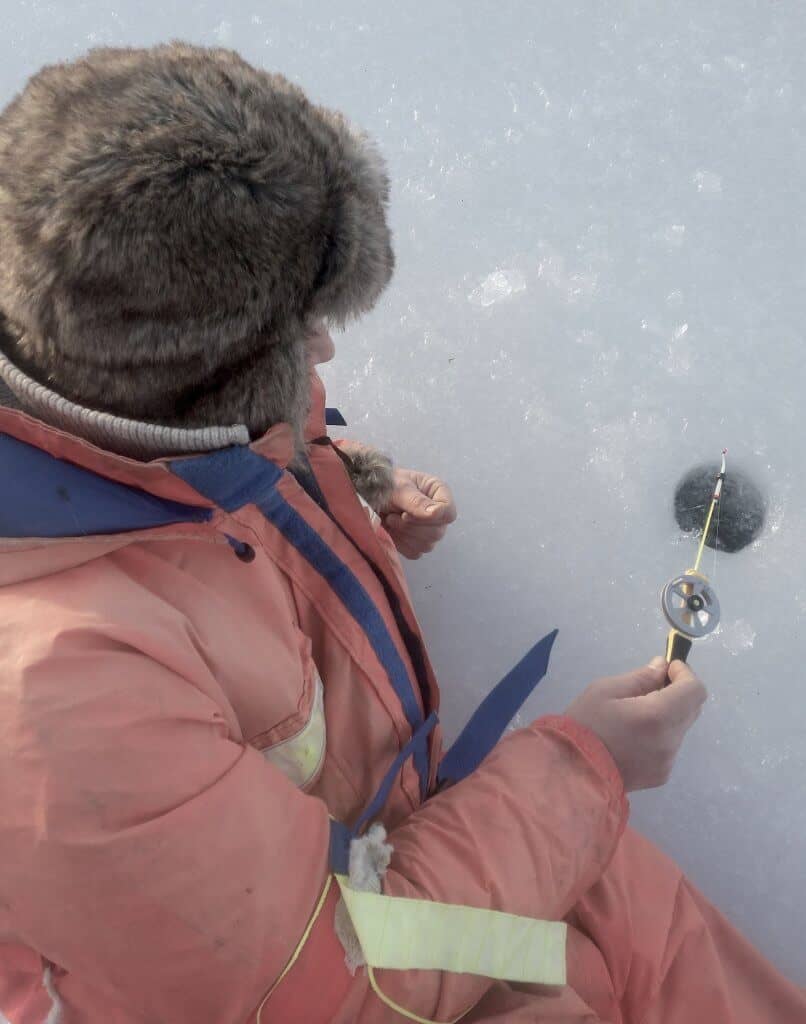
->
[643,662,707,727]
[399,472,458,524]
[403,526,446,545]
[667,659,701,687]
[396,540,425,560]
[402,534,437,553]
[389,480,434,518]
[399,511,451,533]
[384,515,447,543]
[382,512,404,532]
[598,660,669,699]
[666,660,708,717]
[425,486,458,524]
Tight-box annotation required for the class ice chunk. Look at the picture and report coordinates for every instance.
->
[213,20,232,43]
[716,619,757,656]
[468,269,527,308]
[655,223,687,246]
[693,170,723,194]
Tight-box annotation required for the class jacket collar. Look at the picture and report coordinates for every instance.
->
[0,348,251,460]
[0,349,320,503]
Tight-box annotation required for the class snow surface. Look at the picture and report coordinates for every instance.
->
[3,0,805,987]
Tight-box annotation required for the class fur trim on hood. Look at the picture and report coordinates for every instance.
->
[0,43,394,438]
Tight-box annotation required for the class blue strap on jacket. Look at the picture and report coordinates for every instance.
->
[167,448,560,868]
[0,430,557,875]
[437,629,558,787]
[329,631,558,873]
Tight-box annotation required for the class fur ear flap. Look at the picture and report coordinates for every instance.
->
[311,191,394,326]
[310,131,394,326]
[311,195,352,297]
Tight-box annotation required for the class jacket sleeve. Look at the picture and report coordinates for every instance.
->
[379,715,628,1021]
[2,625,626,1024]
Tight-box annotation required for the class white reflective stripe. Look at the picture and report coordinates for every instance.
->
[261,674,326,789]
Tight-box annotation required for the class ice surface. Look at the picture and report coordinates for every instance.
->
[716,618,758,657]
[468,268,527,308]
[2,0,805,987]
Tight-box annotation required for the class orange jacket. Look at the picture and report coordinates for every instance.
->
[0,376,627,1023]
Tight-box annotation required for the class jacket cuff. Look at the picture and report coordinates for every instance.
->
[533,714,626,800]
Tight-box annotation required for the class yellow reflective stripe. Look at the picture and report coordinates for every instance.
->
[335,875,567,986]
[255,874,333,1023]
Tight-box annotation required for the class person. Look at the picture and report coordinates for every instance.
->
[0,43,801,1024]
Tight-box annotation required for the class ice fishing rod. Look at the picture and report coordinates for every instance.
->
[660,450,726,664]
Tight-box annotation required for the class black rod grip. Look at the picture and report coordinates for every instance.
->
[665,630,693,665]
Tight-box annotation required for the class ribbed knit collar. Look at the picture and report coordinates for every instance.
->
[0,349,250,460]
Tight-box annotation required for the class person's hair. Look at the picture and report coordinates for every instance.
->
[0,43,394,436]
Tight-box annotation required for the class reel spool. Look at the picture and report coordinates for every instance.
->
[661,573,721,639]
[661,572,721,663]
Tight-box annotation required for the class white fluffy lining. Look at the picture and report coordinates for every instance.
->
[333,823,392,974]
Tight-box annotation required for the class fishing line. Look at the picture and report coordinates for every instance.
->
[661,450,726,664]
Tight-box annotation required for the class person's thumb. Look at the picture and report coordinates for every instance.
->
[390,480,437,519]
[600,657,669,699]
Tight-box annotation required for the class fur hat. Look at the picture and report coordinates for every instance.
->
[0,43,394,435]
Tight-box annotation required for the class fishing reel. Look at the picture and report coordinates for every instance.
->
[661,571,721,663]
[660,449,726,665]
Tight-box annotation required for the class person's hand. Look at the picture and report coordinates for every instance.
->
[381,468,457,560]
[564,658,707,792]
